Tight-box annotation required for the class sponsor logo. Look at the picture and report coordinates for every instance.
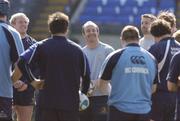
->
[130,56,145,65]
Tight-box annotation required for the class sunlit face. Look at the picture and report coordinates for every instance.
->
[141,17,153,35]
[83,25,99,47]
[13,16,29,35]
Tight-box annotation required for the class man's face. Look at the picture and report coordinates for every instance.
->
[13,16,28,35]
[141,17,153,35]
[83,25,99,46]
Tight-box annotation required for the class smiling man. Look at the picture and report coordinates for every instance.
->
[9,12,37,121]
[80,21,114,121]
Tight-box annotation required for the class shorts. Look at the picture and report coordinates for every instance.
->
[150,91,176,121]
[0,96,12,121]
[13,84,35,106]
[35,106,79,121]
[79,96,108,121]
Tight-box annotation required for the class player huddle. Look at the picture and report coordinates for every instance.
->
[0,0,180,121]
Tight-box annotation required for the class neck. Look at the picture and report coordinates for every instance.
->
[87,40,99,49]
[21,33,27,39]
[0,16,7,22]
[53,33,66,37]
[143,34,154,40]
[156,34,171,42]
[124,40,139,46]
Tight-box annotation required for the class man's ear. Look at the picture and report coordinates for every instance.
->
[96,27,99,34]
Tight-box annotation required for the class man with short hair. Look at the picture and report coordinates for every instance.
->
[149,19,180,121]
[9,12,37,121]
[80,21,114,121]
[139,14,157,50]
[0,0,24,121]
[11,11,90,121]
[99,25,158,121]
[157,10,177,34]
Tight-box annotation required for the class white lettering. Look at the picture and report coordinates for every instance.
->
[124,67,149,74]
[171,47,180,55]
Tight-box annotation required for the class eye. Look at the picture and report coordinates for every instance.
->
[92,29,96,32]
[86,29,90,33]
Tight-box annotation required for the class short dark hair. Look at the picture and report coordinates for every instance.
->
[150,19,171,37]
[48,12,69,34]
[141,14,156,21]
[121,25,140,42]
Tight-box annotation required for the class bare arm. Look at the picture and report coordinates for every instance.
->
[152,84,157,94]
[98,79,111,95]
[11,61,44,90]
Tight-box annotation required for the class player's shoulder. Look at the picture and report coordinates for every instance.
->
[173,51,180,60]
[67,39,82,49]
[99,41,114,51]
[2,23,21,38]
[144,48,156,60]
[107,48,125,60]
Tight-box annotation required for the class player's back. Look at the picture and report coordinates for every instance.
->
[36,36,85,111]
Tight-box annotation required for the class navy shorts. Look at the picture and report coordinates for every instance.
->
[13,84,35,106]
[35,106,79,121]
[0,96,12,121]
[150,91,176,121]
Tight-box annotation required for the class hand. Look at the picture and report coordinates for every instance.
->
[87,80,101,96]
[13,80,28,91]
[31,79,44,89]
[87,81,95,96]
[98,79,111,95]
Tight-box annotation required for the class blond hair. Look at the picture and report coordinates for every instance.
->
[9,12,29,25]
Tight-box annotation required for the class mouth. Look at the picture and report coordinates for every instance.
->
[87,34,96,38]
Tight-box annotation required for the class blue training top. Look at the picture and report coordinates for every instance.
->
[0,21,24,98]
[100,43,158,114]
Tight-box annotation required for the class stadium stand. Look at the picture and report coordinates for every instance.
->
[78,0,176,26]
[10,0,74,40]
[10,0,179,40]
[29,0,71,40]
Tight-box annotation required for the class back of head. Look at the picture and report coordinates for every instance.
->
[150,19,171,37]
[157,10,176,28]
[121,25,140,42]
[0,0,10,16]
[48,11,69,35]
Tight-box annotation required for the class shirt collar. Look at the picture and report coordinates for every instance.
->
[126,43,140,47]
[52,35,66,40]
[0,20,6,23]
[160,37,173,42]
